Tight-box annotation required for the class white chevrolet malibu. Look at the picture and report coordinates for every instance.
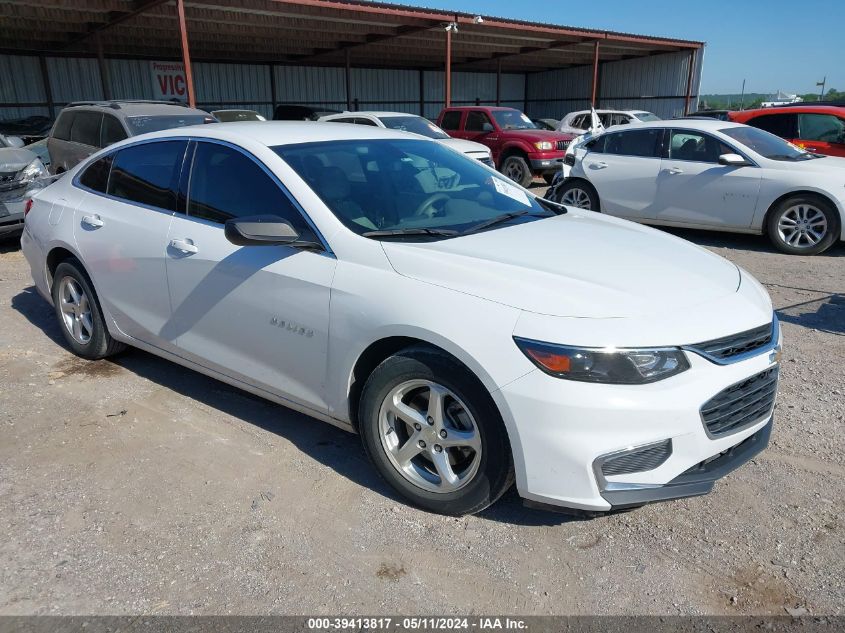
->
[21,122,781,516]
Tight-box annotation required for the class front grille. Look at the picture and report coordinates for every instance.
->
[700,367,778,437]
[600,440,672,477]
[556,140,570,151]
[687,321,773,362]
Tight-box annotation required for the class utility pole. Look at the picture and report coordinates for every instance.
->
[739,79,746,110]
[817,77,826,101]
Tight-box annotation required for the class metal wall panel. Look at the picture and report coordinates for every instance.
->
[274,65,346,108]
[194,62,271,103]
[600,50,697,100]
[107,58,154,100]
[47,57,103,103]
[0,55,45,104]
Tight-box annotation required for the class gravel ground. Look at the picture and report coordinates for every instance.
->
[0,220,842,617]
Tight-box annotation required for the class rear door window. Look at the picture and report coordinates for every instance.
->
[78,154,113,193]
[440,111,462,131]
[746,113,798,139]
[604,129,663,157]
[107,140,187,211]
[70,111,103,147]
[668,130,732,162]
[465,111,492,132]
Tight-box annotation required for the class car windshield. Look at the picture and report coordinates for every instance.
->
[378,116,450,140]
[635,112,661,122]
[125,114,211,134]
[490,109,536,130]
[720,126,817,161]
[273,139,554,238]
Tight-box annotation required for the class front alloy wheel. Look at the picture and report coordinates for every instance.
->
[359,347,514,515]
[379,379,482,493]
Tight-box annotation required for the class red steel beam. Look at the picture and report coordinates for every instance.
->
[445,26,452,108]
[176,0,196,107]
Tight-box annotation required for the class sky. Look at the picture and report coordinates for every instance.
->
[382,0,844,96]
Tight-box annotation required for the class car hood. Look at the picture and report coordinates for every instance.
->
[382,210,740,319]
[438,137,491,157]
[503,129,574,142]
[779,155,845,172]
[0,147,37,172]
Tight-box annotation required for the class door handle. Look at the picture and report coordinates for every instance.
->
[667,167,684,175]
[81,214,103,228]
[592,161,608,169]
[169,238,198,254]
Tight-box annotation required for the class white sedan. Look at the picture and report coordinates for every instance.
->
[319,111,494,166]
[548,119,845,255]
[22,122,779,515]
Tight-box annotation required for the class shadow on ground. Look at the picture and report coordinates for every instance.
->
[11,285,576,526]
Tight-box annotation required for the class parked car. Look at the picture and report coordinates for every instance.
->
[273,104,340,121]
[728,105,845,157]
[547,119,845,255]
[23,122,780,515]
[437,106,575,186]
[47,100,216,174]
[0,115,53,144]
[25,138,51,170]
[319,111,494,166]
[0,133,48,238]
[558,109,661,135]
[531,118,560,131]
[211,109,266,122]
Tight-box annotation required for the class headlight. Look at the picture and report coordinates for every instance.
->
[19,158,47,184]
[534,141,554,151]
[514,337,690,384]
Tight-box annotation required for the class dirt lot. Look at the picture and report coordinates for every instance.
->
[0,224,843,617]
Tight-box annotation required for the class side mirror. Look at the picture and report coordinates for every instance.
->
[224,215,303,246]
[482,122,494,133]
[718,153,750,167]
[6,136,25,148]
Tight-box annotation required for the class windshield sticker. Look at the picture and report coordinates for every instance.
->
[492,177,531,207]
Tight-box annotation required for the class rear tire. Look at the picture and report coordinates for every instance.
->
[358,347,514,515]
[551,179,600,211]
[51,258,125,360]
[500,155,533,188]
[766,195,838,255]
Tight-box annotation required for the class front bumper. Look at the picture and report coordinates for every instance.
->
[529,156,565,174]
[494,338,780,512]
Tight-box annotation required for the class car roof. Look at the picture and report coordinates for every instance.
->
[733,105,845,116]
[605,119,744,132]
[570,109,650,116]
[63,101,210,117]
[442,106,519,111]
[135,121,437,146]
[324,111,421,118]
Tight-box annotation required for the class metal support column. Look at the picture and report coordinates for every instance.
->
[684,48,696,115]
[590,40,600,107]
[95,32,111,100]
[444,26,452,108]
[176,0,196,107]
[496,58,501,106]
[38,55,54,119]
[345,49,352,111]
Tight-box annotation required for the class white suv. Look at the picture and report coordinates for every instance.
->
[558,109,661,135]
[22,122,779,515]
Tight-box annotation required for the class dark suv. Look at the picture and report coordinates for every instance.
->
[47,100,215,174]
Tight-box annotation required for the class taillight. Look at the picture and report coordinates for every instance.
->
[24,199,34,216]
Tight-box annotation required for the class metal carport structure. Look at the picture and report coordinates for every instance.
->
[0,0,704,120]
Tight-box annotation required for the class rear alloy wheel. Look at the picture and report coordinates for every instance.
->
[555,180,600,211]
[767,196,837,255]
[501,155,533,188]
[359,348,513,515]
[51,258,125,360]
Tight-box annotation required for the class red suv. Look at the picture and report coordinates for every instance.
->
[437,107,574,186]
[729,105,845,157]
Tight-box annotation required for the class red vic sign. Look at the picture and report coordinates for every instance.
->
[150,61,187,101]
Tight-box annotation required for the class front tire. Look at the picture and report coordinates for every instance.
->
[766,195,838,255]
[551,179,600,211]
[51,258,125,360]
[358,347,514,515]
[500,155,533,188]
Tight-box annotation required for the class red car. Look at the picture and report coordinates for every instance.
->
[729,105,845,157]
[437,106,575,186]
